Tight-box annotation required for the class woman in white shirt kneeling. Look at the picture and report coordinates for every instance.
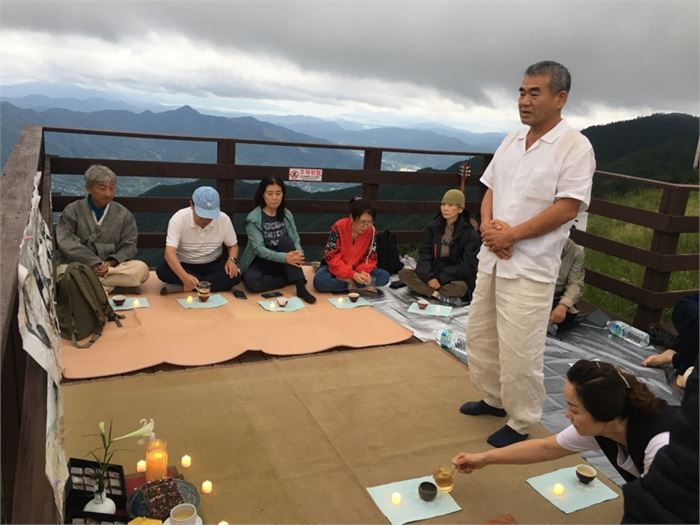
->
[452,359,679,482]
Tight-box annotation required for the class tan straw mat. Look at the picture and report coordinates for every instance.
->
[63,343,623,524]
[61,271,412,379]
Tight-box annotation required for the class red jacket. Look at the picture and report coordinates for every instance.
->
[323,217,377,279]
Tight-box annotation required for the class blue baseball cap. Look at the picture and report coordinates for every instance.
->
[192,186,220,220]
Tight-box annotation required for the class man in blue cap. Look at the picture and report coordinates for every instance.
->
[156,186,241,292]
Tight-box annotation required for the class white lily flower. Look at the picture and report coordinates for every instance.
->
[112,418,155,443]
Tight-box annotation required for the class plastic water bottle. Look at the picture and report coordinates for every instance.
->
[606,320,650,347]
[434,329,466,353]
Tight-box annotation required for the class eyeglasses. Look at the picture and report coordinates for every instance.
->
[357,220,374,227]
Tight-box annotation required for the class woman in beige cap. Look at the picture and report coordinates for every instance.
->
[398,189,480,306]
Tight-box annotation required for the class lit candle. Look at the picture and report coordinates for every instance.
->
[133,299,141,307]
[202,480,213,494]
[270,302,276,309]
[338,297,344,304]
[218,522,229,525]
[552,483,565,496]
[145,438,168,482]
[181,455,192,468]
[391,492,402,505]
[186,295,194,304]
[136,460,147,473]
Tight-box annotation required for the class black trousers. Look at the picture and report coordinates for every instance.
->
[242,236,305,293]
[156,254,240,292]
[672,293,699,374]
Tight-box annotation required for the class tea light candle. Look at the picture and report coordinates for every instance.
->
[338,297,344,304]
[269,302,276,309]
[181,455,191,468]
[136,460,147,473]
[202,480,213,494]
[391,492,401,505]
[552,483,565,496]
[133,299,141,307]
[218,522,229,525]
[186,295,194,304]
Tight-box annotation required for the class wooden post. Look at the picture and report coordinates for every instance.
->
[216,140,236,213]
[633,186,690,328]
[362,148,381,202]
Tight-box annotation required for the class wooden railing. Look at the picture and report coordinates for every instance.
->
[1,125,56,523]
[1,123,698,521]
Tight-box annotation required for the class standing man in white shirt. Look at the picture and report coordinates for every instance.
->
[460,61,596,448]
[156,186,241,293]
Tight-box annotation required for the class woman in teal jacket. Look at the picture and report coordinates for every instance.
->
[238,177,316,303]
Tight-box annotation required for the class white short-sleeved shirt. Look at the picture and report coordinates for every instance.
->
[556,424,670,478]
[479,119,595,283]
[165,207,237,264]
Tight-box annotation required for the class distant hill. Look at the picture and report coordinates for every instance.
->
[0,101,365,195]
[582,113,698,189]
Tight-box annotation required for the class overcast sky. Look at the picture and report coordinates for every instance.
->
[1,0,698,131]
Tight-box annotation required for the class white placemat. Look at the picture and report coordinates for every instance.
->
[110,297,150,311]
[407,302,453,317]
[176,294,228,309]
[526,467,619,514]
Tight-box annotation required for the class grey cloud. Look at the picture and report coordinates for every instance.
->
[2,0,698,113]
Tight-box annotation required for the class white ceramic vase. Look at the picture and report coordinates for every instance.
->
[83,490,116,514]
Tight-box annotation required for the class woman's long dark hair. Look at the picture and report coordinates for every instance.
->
[567,360,663,422]
[253,177,287,220]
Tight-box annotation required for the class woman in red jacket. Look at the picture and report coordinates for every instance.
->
[313,198,390,292]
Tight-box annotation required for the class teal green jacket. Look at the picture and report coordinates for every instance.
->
[238,207,303,273]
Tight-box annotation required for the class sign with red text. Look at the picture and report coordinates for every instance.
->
[289,168,323,182]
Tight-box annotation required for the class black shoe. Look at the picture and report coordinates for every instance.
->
[297,288,317,304]
[459,400,507,417]
[487,425,528,448]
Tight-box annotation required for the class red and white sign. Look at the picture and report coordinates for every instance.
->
[289,168,323,182]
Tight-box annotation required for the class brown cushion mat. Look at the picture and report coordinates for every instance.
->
[61,270,412,379]
[62,343,623,524]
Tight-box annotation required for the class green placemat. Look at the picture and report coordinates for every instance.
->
[110,297,150,311]
[257,297,305,312]
[526,467,618,514]
[176,294,228,309]
[328,296,372,308]
[407,302,452,317]
[367,475,461,525]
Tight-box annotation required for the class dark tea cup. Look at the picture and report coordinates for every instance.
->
[112,294,126,306]
[348,292,359,303]
[418,481,438,502]
[575,464,597,484]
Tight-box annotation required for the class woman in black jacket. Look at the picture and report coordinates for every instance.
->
[398,189,480,306]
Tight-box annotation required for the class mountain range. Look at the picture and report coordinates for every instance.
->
[1,84,698,200]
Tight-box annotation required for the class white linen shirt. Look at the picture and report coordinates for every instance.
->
[165,207,237,264]
[556,424,670,477]
[479,119,595,284]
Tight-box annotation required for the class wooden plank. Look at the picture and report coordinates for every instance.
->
[11,358,56,523]
[42,125,493,156]
[571,230,699,273]
[0,125,43,362]
[136,230,424,249]
[588,198,698,234]
[595,170,700,191]
[50,157,233,180]
[585,269,697,311]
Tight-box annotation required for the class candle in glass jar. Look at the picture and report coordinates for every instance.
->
[202,480,213,494]
[136,460,147,473]
[145,439,168,481]
[181,455,192,468]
